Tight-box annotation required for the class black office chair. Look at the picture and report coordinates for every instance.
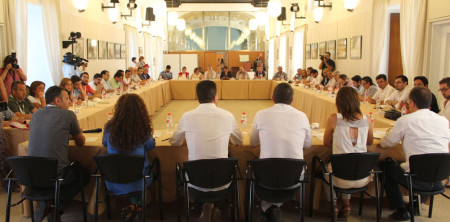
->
[309,153,381,222]
[4,156,87,222]
[175,158,242,222]
[404,153,450,222]
[92,154,163,222]
[245,158,308,222]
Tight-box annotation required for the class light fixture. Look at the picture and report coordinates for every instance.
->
[185,27,192,35]
[176,19,186,31]
[101,0,119,10]
[142,7,155,27]
[153,0,167,18]
[108,6,119,24]
[314,6,323,23]
[291,3,306,19]
[344,0,359,12]
[315,0,332,8]
[249,19,257,31]
[256,11,266,25]
[73,0,87,12]
[121,1,138,19]
[168,11,178,26]
[267,0,282,18]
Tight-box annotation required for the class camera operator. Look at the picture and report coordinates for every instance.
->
[318,52,335,85]
[62,52,86,78]
[0,54,27,96]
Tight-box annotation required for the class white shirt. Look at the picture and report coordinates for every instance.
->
[310,75,323,86]
[101,79,113,91]
[333,114,369,154]
[373,84,395,101]
[250,104,312,159]
[326,78,337,88]
[28,96,41,105]
[380,109,450,171]
[62,63,80,78]
[190,73,202,80]
[123,77,132,85]
[170,103,243,160]
[204,71,217,80]
[385,85,412,108]
[440,99,450,122]
[88,81,98,91]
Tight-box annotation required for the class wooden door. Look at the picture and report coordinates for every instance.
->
[388,13,403,85]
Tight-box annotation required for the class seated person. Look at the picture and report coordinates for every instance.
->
[159,65,173,80]
[123,70,133,86]
[293,68,303,82]
[28,81,46,109]
[369,74,395,104]
[338,74,354,88]
[439,77,450,121]
[331,71,341,89]
[178,67,189,80]
[360,76,378,101]
[236,67,250,80]
[254,66,267,80]
[325,70,337,88]
[101,70,114,93]
[89,73,105,95]
[141,64,151,81]
[0,79,20,122]
[80,72,101,99]
[71,75,87,101]
[304,69,322,88]
[220,66,232,80]
[204,66,216,80]
[190,68,203,80]
[60,78,81,106]
[321,69,333,86]
[351,75,364,95]
[385,75,412,109]
[413,76,440,113]
[8,81,37,119]
[323,86,374,220]
[102,94,155,221]
[109,70,128,91]
[272,66,288,81]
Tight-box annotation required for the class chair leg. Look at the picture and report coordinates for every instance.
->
[301,183,305,222]
[407,176,415,222]
[30,200,35,222]
[184,184,190,222]
[80,180,87,222]
[374,173,381,222]
[158,177,164,220]
[54,180,61,222]
[106,193,111,220]
[176,180,181,222]
[358,192,364,216]
[428,195,434,218]
[247,181,253,222]
[309,163,316,217]
[94,176,100,222]
[143,179,146,222]
[329,174,335,222]
[235,180,241,222]
[5,180,12,222]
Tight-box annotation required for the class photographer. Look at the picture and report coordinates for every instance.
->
[0,54,27,96]
[62,52,86,78]
[318,52,335,84]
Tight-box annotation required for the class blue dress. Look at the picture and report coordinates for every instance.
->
[102,130,155,195]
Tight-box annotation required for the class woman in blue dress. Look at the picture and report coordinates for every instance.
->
[102,93,155,221]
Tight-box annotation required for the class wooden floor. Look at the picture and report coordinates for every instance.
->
[2,100,450,221]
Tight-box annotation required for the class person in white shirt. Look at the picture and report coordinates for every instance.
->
[250,83,312,221]
[190,68,203,80]
[351,75,364,95]
[169,80,242,222]
[88,73,104,95]
[236,67,250,80]
[369,74,395,104]
[380,86,450,221]
[360,76,378,101]
[123,69,133,85]
[305,69,322,88]
[385,75,412,109]
[28,81,46,109]
[100,70,114,93]
[204,66,216,80]
[325,70,337,88]
[438,77,450,121]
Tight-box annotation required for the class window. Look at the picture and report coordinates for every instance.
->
[279,35,287,71]
[27,2,53,88]
[292,29,304,72]
[268,39,274,79]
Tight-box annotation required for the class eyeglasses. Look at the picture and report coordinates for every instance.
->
[394,81,404,84]
[438,87,449,92]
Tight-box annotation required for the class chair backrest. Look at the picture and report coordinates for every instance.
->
[330,153,380,180]
[250,158,306,189]
[409,153,450,183]
[183,158,238,189]
[93,154,145,183]
[6,156,58,187]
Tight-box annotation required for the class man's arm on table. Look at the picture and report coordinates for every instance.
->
[169,115,186,146]
[73,132,85,146]
[303,123,312,149]
[230,117,243,146]
[379,121,403,148]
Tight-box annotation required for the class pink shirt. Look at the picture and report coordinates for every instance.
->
[0,67,24,96]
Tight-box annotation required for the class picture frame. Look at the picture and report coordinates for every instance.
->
[311,43,318,59]
[350,35,362,59]
[114,43,121,59]
[305,44,311,59]
[319,41,327,57]
[120,44,126,59]
[107,42,115,59]
[138,47,143,58]
[73,38,84,57]
[337,38,347,59]
[87,39,98,60]
[98,41,107,59]
[327,40,336,60]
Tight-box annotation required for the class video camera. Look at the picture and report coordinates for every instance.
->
[5,52,19,69]
[320,55,327,61]
[63,52,88,67]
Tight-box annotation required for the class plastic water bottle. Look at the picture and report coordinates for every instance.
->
[240,112,247,134]
[102,89,106,99]
[369,112,374,128]
[376,97,381,109]
[401,105,407,116]
[108,113,112,121]
[166,113,174,133]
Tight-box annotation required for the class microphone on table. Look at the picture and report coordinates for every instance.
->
[83,128,102,133]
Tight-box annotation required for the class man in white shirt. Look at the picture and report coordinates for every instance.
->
[236,67,250,80]
[380,86,450,221]
[305,69,322,88]
[370,74,395,104]
[204,66,217,80]
[438,77,450,121]
[351,75,364,95]
[250,83,312,221]
[100,70,114,93]
[385,75,412,109]
[88,73,104,95]
[169,80,242,222]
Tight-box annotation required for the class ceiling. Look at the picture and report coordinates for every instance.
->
[164,0,269,8]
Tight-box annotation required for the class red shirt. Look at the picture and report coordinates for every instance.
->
[81,84,95,96]
[178,72,189,79]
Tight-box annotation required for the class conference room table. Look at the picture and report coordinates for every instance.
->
[17,128,404,216]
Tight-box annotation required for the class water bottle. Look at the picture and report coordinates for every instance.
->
[166,113,174,133]
[369,112,374,128]
[401,105,407,116]
[102,89,106,99]
[108,113,112,121]
[240,112,247,134]
[376,97,381,109]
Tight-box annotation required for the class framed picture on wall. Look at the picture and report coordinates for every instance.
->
[107,42,115,59]
[73,38,84,57]
[120,44,126,59]
[114,43,121,59]
[350,35,362,59]
[87,39,97,60]
[138,47,143,58]
[311,43,318,59]
[337,38,347,59]
[319,41,327,57]
[327,40,336,60]
[305,44,311,59]
[98,41,107,59]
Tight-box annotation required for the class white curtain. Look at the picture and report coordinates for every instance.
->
[292,27,305,74]
[143,32,152,69]
[5,0,28,74]
[124,25,139,68]
[400,0,427,80]
[3,0,16,54]
[41,0,62,84]
[370,0,389,77]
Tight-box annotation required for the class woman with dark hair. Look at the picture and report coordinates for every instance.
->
[0,55,27,96]
[360,76,378,101]
[102,94,155,221]
[28,81,46,109]
[190,67,203,80]
[323,86,374,220]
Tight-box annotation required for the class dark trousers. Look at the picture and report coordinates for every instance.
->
[380,159,444,210]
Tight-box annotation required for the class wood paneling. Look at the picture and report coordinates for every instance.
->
[228,51,264,71]
[388,13,403,85]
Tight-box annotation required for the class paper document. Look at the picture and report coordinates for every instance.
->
[85,137,98,143]
[373,131,386,139]
[153,131,162,138]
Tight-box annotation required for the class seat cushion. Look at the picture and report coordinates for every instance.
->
[21,187,55,201]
